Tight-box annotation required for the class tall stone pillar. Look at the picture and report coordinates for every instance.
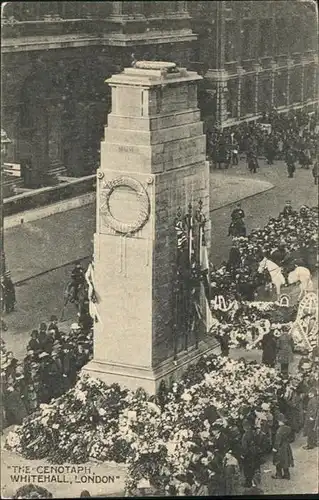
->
[270,60,277,108]
[286,58,294,107]
[253,64,262,115]
[237,66,245,118]
[300,58,307,104]
[83,62,214,393]
[206,69,228,128]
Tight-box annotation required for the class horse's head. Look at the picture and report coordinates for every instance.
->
[258,257,267,274]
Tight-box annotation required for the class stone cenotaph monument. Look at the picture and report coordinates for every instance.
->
[83,61,216,393]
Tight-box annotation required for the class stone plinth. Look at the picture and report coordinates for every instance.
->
[83,62,216,393]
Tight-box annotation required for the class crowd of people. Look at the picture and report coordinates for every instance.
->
[1,317,93,430]
[206,108,319,181]
[230,350,318,491]
[211,202,318,301]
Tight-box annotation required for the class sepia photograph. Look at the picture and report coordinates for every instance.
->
[1,1,318,498]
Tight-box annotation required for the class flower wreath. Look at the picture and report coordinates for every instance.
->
[100,176,150,234]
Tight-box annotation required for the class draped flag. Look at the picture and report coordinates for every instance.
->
[85,263,97,303]
[174,220,188,251]
[85,263,101,323]
[199,225,211,303]
[199,224,215,332]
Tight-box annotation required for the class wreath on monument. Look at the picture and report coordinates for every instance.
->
[100,176,150,234]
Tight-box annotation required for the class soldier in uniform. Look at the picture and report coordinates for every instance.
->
[231,203,245,222]
[70,263,85,301]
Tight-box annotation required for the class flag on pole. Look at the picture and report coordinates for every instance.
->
[199,225,211,302]
[199,224,214,332]
[174,220,188,250]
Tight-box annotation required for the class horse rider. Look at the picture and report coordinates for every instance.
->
[70,263,85,301]
[270,243,293,286]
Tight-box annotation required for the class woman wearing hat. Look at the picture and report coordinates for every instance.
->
[272,412,294,479]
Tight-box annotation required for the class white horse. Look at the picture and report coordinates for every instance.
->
[258,257,313,300]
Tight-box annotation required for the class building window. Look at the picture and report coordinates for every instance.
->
[304,65,315,101]
[274,70,288,107]
[225,21,236,62]
[241,75,255,115]
[226,79,238,118]
[242,20,253,60]
[259,19,272,57]
[258,71,272,113]
[275,18,288,55]
[290,66,302,104]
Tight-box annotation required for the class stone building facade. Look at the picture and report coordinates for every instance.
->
[1,1,318,184]
[189,0,318,129]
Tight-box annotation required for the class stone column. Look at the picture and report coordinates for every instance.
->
[253,63,262,115]
[237,65,245,117]
[206,69,228,128]
[286,58,294,107]
[270,60,277,108]
[83,62,215,394]
[313,54,319,102]
[300,59,306,103]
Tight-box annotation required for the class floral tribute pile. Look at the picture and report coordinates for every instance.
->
[210,299,299,350]
[6,353,295,496]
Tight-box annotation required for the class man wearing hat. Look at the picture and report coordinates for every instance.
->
[27,330,41,354]
[3,378,28,426]
[1,271,16,313]
[70,322,81,335]
[281,201,296,219]
[76,343,89,370]
[240,418,260,488]
[38,324,48,351]
[70,263,85,301]
[46,350,64,400]
[48,315,61,342]
[303,388,319,450]
[38,352,51,403]
[272,413,294,479]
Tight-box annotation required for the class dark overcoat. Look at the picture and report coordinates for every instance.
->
[276,333,294,364]
[261,332,277,366]
[304,395,319,437]
[272,424,294,469]
[4,387,28,425]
